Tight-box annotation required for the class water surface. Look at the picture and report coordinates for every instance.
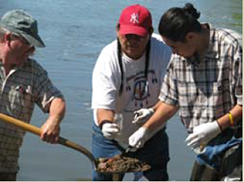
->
[0,0,242,180]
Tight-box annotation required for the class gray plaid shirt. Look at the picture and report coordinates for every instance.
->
[0,59,63,172]
[159,25,242,133]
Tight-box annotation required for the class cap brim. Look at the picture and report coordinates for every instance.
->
[119,24,148,37]
[22,33,45,47]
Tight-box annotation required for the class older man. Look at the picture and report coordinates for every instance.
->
[0,10,65,180]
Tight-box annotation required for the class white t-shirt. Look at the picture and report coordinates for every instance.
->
[92,33,172,146]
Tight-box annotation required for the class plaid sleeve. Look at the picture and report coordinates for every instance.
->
[159,57,179,106]
[233,44,242,105]
[33,63,64,113]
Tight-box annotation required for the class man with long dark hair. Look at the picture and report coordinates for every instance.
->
[129,3,242,181]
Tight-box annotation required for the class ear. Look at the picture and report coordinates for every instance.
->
[116,24,120,32]
[4,33,11,41]
[148,27,154,36]
[116,24,120,36]
[3,33,12,47]
[185,32,195,42]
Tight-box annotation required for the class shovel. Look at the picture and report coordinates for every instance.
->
[0,113,150,180]
[0,113,98,169]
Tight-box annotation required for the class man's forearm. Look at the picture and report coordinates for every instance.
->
[144,101,178,131]
[151,100,162,111]
[96,109,115,126]
[48,98,66,124]
[217,104,242,131]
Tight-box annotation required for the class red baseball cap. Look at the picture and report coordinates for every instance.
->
[118,4,152,37]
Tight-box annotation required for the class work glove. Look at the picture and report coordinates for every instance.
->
[129,127,149,151]
[185,121,222,149]
[132,108,154,125]
[101,122,120,140]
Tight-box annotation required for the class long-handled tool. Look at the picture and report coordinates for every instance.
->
[0,113,151,180]
[0,113,98,170]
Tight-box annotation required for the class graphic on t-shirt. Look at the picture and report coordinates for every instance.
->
[124,70,158,108]
[133,77,148,100]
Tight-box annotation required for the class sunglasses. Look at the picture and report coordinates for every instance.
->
[10,34,30,45]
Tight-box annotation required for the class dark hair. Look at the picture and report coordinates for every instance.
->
[158,3,201,42]
[117,39,151,95]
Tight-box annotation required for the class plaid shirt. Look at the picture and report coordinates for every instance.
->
[159,25,242,133]
[0,59,63,173]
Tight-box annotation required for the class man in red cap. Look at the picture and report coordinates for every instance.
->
[91,4,172,180]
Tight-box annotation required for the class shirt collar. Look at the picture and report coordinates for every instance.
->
[0,58,30,75]
[204,23,220,59]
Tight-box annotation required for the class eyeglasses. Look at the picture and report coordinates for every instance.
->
[10,34,30,46]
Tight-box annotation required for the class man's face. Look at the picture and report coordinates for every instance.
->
[117,29,150,60]
[162,36,195,59]
[3,33,35,66]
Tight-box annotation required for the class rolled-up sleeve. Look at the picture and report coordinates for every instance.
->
[33,64,64,113]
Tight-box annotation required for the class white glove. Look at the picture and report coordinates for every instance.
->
[129,127,149,150]
[102,123,120,140]
[185,121,222,149]
[132,108,154,125]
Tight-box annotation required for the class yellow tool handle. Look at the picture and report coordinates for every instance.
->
[0,113,41,135]
[0,113,98,169]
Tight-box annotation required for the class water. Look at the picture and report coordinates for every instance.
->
[0,0,242,180]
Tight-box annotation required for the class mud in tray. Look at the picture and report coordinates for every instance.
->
[97,154,151,173]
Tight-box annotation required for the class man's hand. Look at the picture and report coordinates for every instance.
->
[132,108,154,125]
[40,116,61,144]
[41,98,65,144]
[185,121,222,149]
[102,122,120,140]
[129,127,149,151]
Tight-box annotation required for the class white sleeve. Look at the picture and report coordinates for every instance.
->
[160,45,172,81]
[91,43,120,110]
[151,34,172,81]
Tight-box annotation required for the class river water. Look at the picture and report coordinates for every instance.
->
[0,0,242,181]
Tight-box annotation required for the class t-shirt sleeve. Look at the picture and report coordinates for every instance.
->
[91,45,119,110]
[160,45,172,81]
